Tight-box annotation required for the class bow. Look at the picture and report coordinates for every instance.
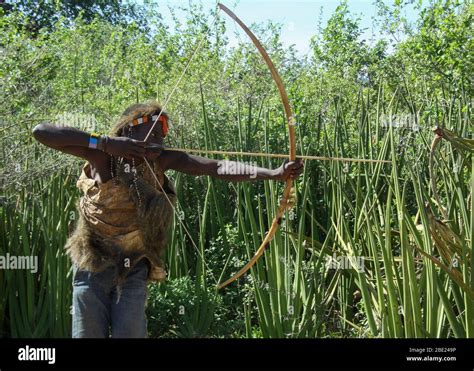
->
[140,2,297,290]
[141,3,390,290]
[215,3,296,289]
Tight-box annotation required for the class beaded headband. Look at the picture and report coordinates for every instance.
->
[128,114,168,137]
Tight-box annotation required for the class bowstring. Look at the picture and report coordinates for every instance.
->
[144,2,221,143]
[141,2,222,287]
[143,158,219,286]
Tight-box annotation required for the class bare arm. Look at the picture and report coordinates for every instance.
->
[32,123,147,162]
[32,123,104,161]
[160,150,303,182]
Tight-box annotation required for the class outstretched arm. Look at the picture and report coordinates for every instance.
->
[32,123,147,162]
[160,150,303,182]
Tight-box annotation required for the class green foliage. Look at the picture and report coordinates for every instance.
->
[401,0,473,86]
[313,1,368,76]
[0,0,471,339]
[3,0,150,36]
[146,277,244,338]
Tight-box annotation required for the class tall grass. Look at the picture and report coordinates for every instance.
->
[156,78,472,338]
[0,3,471,337]
[1,76,471,338]
[1,168,77,337]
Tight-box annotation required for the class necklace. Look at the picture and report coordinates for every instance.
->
[109,127,143,209]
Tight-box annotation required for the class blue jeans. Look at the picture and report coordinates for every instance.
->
[72,258,149,338]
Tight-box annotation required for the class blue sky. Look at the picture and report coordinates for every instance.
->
[146,0,425,58]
